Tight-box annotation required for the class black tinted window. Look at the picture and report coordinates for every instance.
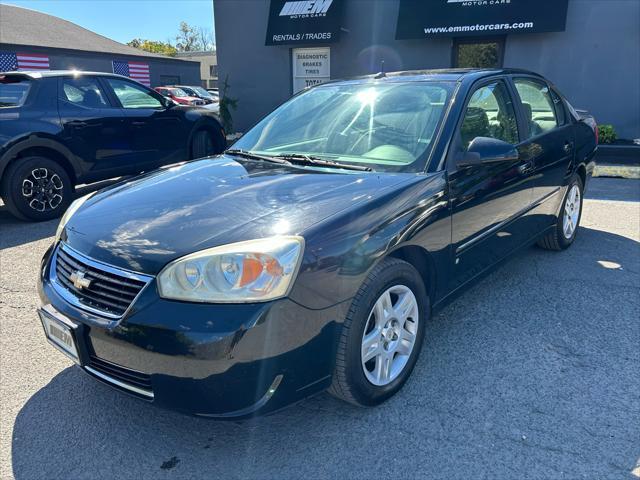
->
[461,81,519,148]
[550,88,567,126]
[0,77,31,107]
[514,78,559,137]
[60,77,108,108]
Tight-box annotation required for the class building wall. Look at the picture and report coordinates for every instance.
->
[214,0,639,138]
[175,51,218,88]
[0,44,201,87]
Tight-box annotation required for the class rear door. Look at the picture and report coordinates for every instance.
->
[101,77,190,167]
[510,76,575,229]
[447,78,536,290]
[57,75,127,174]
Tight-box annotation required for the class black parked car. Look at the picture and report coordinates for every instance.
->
[0,71,226,221]
[38,69,597,418]
[175,85,219,104]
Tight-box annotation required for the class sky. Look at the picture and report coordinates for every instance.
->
[1,0,215,45]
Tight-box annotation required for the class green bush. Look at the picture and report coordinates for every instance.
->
[219,75,238,134]
[598,124,617,144]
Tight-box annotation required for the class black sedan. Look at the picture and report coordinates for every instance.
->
[37,69,597,418]
[0,71,225,221]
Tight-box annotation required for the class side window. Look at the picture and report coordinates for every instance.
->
[105,78,163,109]
[60,77,108,108]
[460,81,518,149]
[513,78,559,138]
[550,88,567,126]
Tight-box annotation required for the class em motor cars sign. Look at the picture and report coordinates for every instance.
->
[396,0,570,39]
[292,47,330,93]
[266,0,343,45]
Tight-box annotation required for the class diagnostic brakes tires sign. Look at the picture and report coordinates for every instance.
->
[396,0,569,39]
[266,0,343,45]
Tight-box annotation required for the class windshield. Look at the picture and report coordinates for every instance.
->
[0,77,32,107]
[233,81,454,173]
[170,88,188,97]
[192,86,211,97]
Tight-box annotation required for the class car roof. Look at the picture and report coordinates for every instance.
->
[322,68,544,86]
[0,70,132,80]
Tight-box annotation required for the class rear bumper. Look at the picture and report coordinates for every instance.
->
[38,244,348,418]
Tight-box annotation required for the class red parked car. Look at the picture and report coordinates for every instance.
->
[155,86,205,106]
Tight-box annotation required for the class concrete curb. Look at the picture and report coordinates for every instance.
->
[593,165,640,179]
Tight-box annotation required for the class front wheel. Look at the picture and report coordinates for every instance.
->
[191,129,224,159]
[0,156,73,221]
[329,258,429,407]
[537,174,584,251]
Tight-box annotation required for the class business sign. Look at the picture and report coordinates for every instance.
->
[266,0,343,46]
[292,47,330,93]
[396,0,569,39]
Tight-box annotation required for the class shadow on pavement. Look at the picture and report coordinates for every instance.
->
[0,178,128,250]
[11,226,639,479]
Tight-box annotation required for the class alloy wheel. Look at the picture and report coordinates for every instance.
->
[361,285,419,386]
[562,184,581,239]
[21,167,64,212]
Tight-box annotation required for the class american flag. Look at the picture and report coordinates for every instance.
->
[112,60,151,86]
[0,52,50,72]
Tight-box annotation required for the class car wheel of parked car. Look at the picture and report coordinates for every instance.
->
[329,257,428,406]
[1,156,73,221]
[191,129,221,159]
[537,174,584,251]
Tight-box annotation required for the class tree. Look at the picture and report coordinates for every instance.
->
[196,27,215,52]
[175,21,200,52]
[127,38,177,56]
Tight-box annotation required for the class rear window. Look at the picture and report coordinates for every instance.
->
[0,76,32,107]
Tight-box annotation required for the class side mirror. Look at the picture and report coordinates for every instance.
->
[457,137,519,167]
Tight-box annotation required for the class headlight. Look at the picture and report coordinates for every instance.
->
[157,237,305,303]
[54,192,94,242]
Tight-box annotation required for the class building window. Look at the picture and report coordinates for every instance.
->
[453,37,505,68]
[209,65,218,78]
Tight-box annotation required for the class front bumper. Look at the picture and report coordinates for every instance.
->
[38,244,348,418]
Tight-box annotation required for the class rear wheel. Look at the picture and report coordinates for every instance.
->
[191,129,224,159]
[537,174,584,251]
[329,258,428,407]
[0,156,73,221]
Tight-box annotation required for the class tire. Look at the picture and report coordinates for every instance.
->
[191,129,223,159]
[0,156,73,221]
[329,257,429,407]
[537,174,584,251]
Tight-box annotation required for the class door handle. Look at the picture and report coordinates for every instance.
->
[518,160,534,174]
[563,142,574,154]
[131,121,146,127]
[67,120,88,129]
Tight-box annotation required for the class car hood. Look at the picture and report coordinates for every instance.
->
[63,155,413,274]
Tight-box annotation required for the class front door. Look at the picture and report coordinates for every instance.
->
[447,79,535,291]
[102,77,189,168]
[57,76,126,174]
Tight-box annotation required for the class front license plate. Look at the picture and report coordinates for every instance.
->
[39,306,80,364]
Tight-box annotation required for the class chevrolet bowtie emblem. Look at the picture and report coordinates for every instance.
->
[69,270,92,290]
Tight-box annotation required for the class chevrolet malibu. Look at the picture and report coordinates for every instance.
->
[38,69,597,418]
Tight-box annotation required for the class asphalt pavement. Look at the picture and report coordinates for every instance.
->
[1,177,639,479]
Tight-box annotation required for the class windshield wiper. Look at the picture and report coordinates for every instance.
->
[273,153,373,172]
[224,149,292,165]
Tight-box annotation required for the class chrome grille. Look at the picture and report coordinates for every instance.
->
[52,244,152,319]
